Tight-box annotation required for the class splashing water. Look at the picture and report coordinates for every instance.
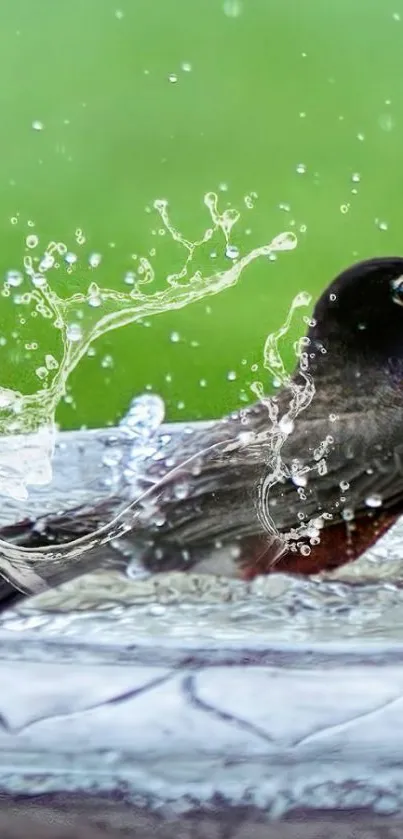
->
[245,292,316,559]
[0,193,297,592]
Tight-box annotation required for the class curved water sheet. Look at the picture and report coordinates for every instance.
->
[0,195,299,593]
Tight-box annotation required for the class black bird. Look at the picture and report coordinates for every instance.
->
[3,256,403,587]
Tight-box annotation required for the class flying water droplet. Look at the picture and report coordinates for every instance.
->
[120,393,165,440]
[279,415,294,434]
[351,173,361,183]
[101,354,114,368]
[225,244,239,260]
[379,113,394,132]
[296,163,306,175]
[168,73,178,83]
[6,270,23,287]
[223,0,242,16]
[32,120,44,131]
[124,271,136,285]
[64,252,77,265]
[66,323,83,342]
[151,511,167,527]
[292,473,307,488]
[170,331,180,342]
[89,252,102,268]
[174,481,189,500]
[39,253,55,272]
[365,493,383,508]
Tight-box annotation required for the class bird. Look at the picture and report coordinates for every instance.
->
[3,255,403,590]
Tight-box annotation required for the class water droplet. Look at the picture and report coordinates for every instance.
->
[279,415,294,434]
[26,234,38,249]
[75,228,86,245]
[174,481,189,500]
[39,252,55,272]
[124,271,136,284]
[357,132,365,142]
[351,172,361,183]
[151,511,167,528]
[65,252,77,265]
[300,544,311,556]
[89,252,102,268]
[32,120,44,131]
[227,370,237,381]
[279,202,291,212]
[101,354,114,368]
[168,73,178,83]
[223,0,242,17]
[115,8,124,18]
[342,508,354,522]
[365,493,383,508]
[31,274,47,288]
[329,293,337,301]
[6,270,23,287]
[379,113,394,132]
[340,204,349,214]
[181,62,192,72]
[296,163,306,175]
[219,182,228,192]
[170,331,180,343]
[393,12,401,21]
[292,473,307,488]
[66,322,83,342]
[45,354,58,370]
[317,459,328,476]
[199,378,207,387]
[120,393,165,439]
[340,480,350,491]
[225,244,239,260]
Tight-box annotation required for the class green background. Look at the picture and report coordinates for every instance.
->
[1,0,403,428]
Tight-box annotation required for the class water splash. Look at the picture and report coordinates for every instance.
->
[246,291,316,558]
[0,193,297,592]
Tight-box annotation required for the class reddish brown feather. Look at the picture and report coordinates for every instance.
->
[240,507,400,579]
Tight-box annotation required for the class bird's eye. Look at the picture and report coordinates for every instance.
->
[391,276,403,306]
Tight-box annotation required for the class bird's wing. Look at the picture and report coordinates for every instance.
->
[2,395,403,557]
[132,396,403,549]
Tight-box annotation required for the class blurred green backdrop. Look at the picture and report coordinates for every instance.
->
[1,0,403,428]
